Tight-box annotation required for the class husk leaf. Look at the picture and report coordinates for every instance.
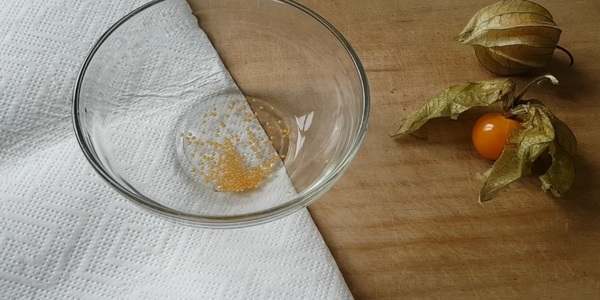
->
[479,102,576,201]
[392,79,515,137]
[458,0,562,75]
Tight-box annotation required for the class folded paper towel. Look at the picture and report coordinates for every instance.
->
[79,0,298,217]
[0,0,352,298]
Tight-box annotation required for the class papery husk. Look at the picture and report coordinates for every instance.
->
[392,78,515,136]
[479,101,576,201]
[458,0,562,75]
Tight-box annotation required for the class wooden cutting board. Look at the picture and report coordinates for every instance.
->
[301,0,600,299]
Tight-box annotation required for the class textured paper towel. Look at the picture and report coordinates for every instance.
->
[79,0,297,216]
[0,0,352,299]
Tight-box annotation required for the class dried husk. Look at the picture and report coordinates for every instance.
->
[392,74,577,202]
[479,101,576,201]
[391,78,515,136]
[458,0,562,75]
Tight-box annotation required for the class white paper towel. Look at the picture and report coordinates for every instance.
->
[0,0,353,299]
[79,0,298,217]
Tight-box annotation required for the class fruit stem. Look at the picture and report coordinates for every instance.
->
[506,105,528,118]
[556,45,574,66]
[514,74,559,103]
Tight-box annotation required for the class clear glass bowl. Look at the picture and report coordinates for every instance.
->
[73,0,369,228]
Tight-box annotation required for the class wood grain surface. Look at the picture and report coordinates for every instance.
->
[298,1,600,299]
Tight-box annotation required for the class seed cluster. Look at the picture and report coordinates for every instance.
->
[182,97,285,193]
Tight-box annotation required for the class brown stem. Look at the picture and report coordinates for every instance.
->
[506,105,529,118]
[514,74,559,103]
[556,45,574,66]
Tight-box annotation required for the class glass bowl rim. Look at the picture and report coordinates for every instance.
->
[72,0,370,228]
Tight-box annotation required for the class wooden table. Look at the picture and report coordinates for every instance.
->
[300,1,600,299]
